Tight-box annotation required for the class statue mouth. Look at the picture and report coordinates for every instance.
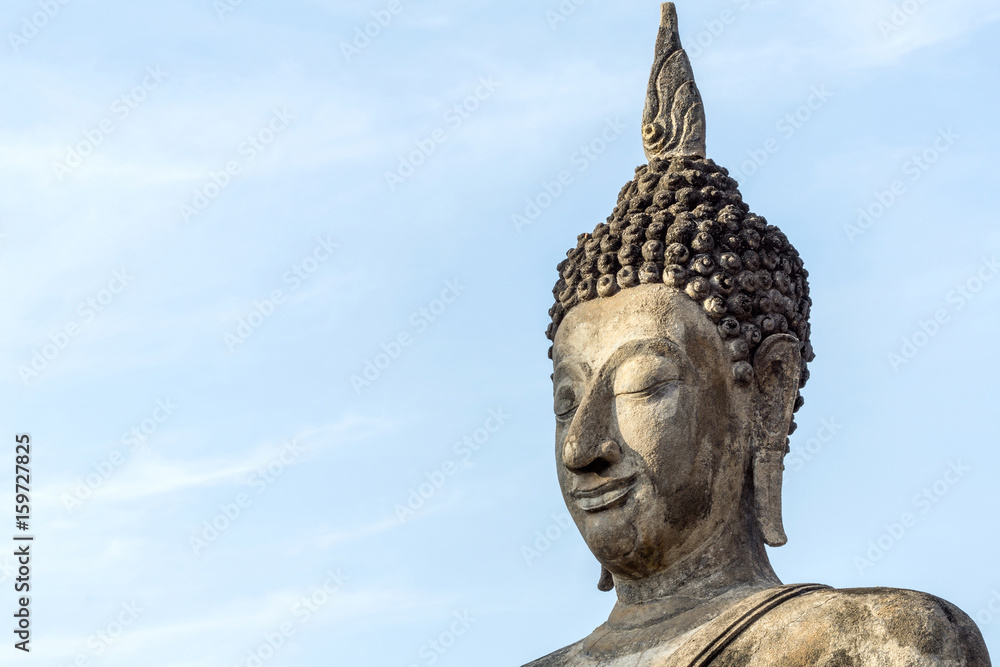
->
[571,475,636,512]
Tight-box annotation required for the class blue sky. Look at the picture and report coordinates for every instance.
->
[2,0,999,664]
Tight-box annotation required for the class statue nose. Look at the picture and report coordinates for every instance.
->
[562,435,622,473]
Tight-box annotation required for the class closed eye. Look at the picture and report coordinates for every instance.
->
[554,382,580,422]
[612,352,683,398]
[616,379,679,399]
[555,405,578,422]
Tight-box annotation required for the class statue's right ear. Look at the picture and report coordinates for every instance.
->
[750,334,801,547]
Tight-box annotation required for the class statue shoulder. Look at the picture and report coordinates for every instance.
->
[720,586,991,666]
[522,640,584,667]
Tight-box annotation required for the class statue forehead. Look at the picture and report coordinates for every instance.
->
[552,285,719,369]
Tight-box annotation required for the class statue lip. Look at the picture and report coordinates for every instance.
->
[571,475,636,512]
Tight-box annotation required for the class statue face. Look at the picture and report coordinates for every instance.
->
[552,284,750,579]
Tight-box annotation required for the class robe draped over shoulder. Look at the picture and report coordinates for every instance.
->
[525,585,991,667]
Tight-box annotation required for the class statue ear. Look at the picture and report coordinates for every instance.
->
[750,334,802,547]
[598,565,614,592]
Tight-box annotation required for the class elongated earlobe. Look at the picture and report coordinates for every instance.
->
[753,448,788,546]
[751,334,802,547]
[598,566,614,592]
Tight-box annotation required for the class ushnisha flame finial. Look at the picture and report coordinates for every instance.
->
[642,3,707,161]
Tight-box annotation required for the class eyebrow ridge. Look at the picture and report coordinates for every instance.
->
[553,358,592,382]
[595,337,693,383]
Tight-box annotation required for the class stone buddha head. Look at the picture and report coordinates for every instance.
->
[546,2,813,598]
[529,6,991,665]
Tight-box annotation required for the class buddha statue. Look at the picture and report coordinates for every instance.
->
[526,5,991,666]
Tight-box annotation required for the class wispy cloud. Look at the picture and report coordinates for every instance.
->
[36,414,390,508]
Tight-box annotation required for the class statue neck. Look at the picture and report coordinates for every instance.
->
[611,479,780,611]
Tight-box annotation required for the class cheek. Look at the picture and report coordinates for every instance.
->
[614,387,692,477]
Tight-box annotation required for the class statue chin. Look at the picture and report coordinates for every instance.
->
[582,522,635,567]
[525,3,990,666]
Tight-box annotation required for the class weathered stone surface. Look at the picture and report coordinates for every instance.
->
[528,586,990,665]
[642,3,706,161]
[528,4,990,665]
